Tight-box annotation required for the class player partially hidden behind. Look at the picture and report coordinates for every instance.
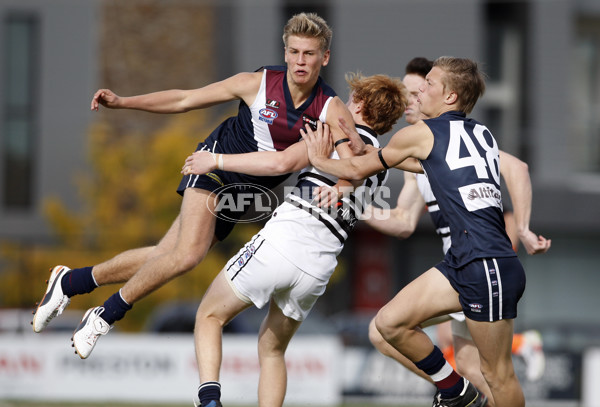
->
[183,73,407,407]
[32,12,364,359]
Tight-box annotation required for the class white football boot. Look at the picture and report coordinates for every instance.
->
[32,265,71,332]
[72,306,111,359]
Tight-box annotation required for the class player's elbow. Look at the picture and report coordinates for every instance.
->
[392,212,418,239]
[394,223,417,239]
[517,160,529,174]
[395,229,414,239]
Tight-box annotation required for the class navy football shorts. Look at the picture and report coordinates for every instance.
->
[176,142,289,242]
[436,256,526,322]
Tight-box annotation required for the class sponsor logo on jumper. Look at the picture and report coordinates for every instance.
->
[458,182,502,212]
[335,205,358,229]
[302,114,318,131]
[259,108,278,124]
[467,185,501,201]
[266,99,280,108]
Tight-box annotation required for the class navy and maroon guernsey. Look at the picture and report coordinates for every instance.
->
[177,65,337,241]
[202,65,336,156]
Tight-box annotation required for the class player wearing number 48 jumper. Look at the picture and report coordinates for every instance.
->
[31,12,363,360]
[363,57,550,406]
[302,56,527,407]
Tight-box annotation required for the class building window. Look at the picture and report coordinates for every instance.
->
[572,18,600,173]
[2,14,39,209]
[480,2,529,162]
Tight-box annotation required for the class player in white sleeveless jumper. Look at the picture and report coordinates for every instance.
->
[303,57,528,407]
[183,73,407,407]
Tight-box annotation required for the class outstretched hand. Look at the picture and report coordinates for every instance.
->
[519,230,552,255]
[181,150,216,176]
[91,89,121,111]
[300,121,333,164]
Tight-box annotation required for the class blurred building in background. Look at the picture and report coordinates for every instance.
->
[1,0,600,401]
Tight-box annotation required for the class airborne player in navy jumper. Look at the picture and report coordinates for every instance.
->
[303,57,525,407]
[32,13,362,365]
[176,64,338,239]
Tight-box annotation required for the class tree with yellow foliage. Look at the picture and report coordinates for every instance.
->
[0,111,261,331]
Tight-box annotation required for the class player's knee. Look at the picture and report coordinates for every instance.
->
[194,306,227,332]
[170,257,199,277]
[479,357,516,388]
[455,361,480,381]
[170,247,208,275]
[258,337,287,358]
[374,307,408,343]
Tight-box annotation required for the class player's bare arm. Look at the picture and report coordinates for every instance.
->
[364,171,427,238]
[303,119,432,181]
[499,150,551,254]
[181,103,364,178]
[310,120,364,206]
[302,123,384,181]
[359,142,422,173]
[382,121,433,166]
[183,139,309,177]
[91,71,262,113]
[325,97,365,155]
[394,157,424,173]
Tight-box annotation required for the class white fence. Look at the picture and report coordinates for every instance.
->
[0,333,342,405]
[0,332,590,405]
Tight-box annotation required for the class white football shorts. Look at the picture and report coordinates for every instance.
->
[223,233,327,322]
[450,318,473,340]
